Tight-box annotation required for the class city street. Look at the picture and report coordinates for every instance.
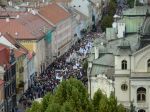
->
[18,26,102,112]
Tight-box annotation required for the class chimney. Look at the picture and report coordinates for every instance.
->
[94,46,99,59]
[117,23,125,38]
[6,18,10,22]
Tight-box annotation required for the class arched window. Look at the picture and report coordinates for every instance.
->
[122,60,127,70]
[138,109,145,112]
[137,87,146,102]
[147,59,150,72]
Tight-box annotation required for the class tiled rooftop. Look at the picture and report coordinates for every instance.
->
[39,3,71,25]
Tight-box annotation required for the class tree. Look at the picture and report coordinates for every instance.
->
[41,92,53,112]
[117,104,126,112]
[99,95,109,112]
[92,89,103,112]
[61,101,74,112]
[26,78,93,112]
[127,0,134,8]
[27,78,125,112]
[26,101,42,112]
[45,103,61,112]
[108,0,117,16]
[108,93,118,112]
[100,0,117,31]
[54,78,92,112]
[101,15,113,31]
[92,90,126,112]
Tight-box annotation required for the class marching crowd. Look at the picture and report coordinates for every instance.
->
[18,29,101,110]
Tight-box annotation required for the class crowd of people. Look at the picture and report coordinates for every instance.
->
[18,29,101,110]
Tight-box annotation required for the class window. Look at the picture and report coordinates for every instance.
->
[121,84,128,91]
[122,60,127,70]
[147,59,150,72]
[137,87,146,102]
[58,51,60,56]
[138,109,145,112]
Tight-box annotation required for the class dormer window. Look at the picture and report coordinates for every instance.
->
[122,60,127,70]
[147,59,150,72]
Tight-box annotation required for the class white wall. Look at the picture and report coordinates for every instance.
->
[115,55,131,74]
[90,74,114,98]
[115,45,150,111]
[35,38,46,73]
[115,77,130,106]
[70,0,90,17]
[132,47,150,72]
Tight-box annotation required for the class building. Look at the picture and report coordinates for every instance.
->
[87,37,115,98]
[88,1,150,111]
[69,0,93,31]
[0,44,17,112]
[39,3,73,58]
[114,4,150,112]
[0,79,4,112]
[0,11,53,74]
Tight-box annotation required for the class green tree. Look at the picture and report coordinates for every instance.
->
[108,93,118,112]
[92,91,126,112]
[26,78,93,112]
[26,101,42,112]
[41,92,53,111]
[92,89,103,112]
[108,0,117,15]
[26,78,125,112]
[127,0,134,8]
[54,78,92,112]
[45,103,61,112]
[117,104,126,112]
[101,15,113,31]
[99,95,109,112]
[61,101,74,112]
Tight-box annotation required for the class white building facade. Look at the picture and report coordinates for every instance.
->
[115,45,150,112]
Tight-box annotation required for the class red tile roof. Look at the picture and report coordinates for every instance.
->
[39,3,71,25]
[0,19,35,40]
[17,12,53,39]
[0,12,53,40]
